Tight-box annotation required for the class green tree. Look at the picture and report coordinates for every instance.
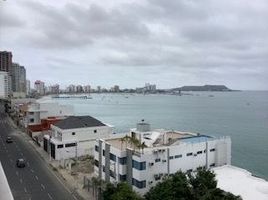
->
[103,182,143,200]
[145,169,242,200]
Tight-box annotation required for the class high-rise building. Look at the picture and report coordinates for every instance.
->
[34,80,45,95]
[26,80,31,96]
[11,63,26,93]
[83,85,91,93]
[0,51,12,72]
[48,84,60,94]
[66,84,76,93]
[0,71,10,99]
[76,85,83,93]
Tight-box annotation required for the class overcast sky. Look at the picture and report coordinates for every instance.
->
[0,0,268,90]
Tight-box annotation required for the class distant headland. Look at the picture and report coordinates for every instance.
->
[171,85,235,92]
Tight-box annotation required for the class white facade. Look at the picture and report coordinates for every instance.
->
[0,71,10,99]
[24,102,74,126]
[45,117,113,160]
[34,80,45,95]
[94,123,231,195]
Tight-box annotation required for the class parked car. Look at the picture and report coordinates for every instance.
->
[6,136,13,143]
[16,159,26,168]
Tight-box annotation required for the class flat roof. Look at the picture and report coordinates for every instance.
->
[106,130,198,151]
[214,165,268,200]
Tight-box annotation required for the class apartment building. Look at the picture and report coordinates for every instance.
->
[94,121,231,194]
[0,71,10,99]
[44,116,113,160]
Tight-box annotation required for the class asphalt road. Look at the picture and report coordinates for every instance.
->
[0,104,82,200]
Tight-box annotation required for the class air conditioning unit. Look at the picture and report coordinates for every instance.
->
[149,162,154,166]
[194,154,197,156]
[162,159,167,162]
[148,181,153,185]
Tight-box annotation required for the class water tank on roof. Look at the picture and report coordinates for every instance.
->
[136,120,150,132]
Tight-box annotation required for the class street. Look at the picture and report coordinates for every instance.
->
[0,104,82,200]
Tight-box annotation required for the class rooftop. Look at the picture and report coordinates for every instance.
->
[106,130,199,151]
[53,116,106,130]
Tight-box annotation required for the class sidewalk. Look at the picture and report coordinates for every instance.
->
[7,116,95,200]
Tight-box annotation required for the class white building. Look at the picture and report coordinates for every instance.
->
[94,121,231,195]
[0,71,10,99]
[26,80,31,96]
[22,102,74,127]
[44,116,113,160]
[34,80,45,95]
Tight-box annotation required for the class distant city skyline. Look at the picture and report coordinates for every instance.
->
[1,0,268,90]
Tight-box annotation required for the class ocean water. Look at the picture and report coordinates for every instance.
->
[41,91,268,179]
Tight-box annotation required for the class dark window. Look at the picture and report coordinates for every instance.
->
[204,150,206,153]
[169,156,174,159]
[119,174,127,181]
[155,158,161,162]
[110,170,116,178]
[30,118,34,123]
[29,112,34,115]
[65,143,76,147]
[132,160,146,170]
[94,159,99,167]
[119,157,127,165]
[103,150,105,156]
[186,153,193,156]
[210,163,216,167]
[102,165,105,172]
[57,144,63,149]
[210,148,216,152]
[175,154,182,158]
[72,132,75,135]
[94,130,97,133]
[110,153,116,161]
[197,151,202,155]
[95,145,99,152]
[132,178,146,189]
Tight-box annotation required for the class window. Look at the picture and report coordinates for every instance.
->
[132,178,146,189]
[95,145,99,152]
[204,150,206,153]
[30,118,34,123]
[103,150,105,156]
[210,148,216,152]
[186,153,193,156]
[132,160,146,170]
[94,159,99,167]
[175,154,182,158]
[197,151,202,155]
[110,170,116,178]
[110,153,116,162]
[119,157,127,165]
[102,165,105,172]
[65,143,76,147]
[210,163,216,167]
[57,144,63,149]
[169,156,174,160]
[29,112,34,115]
[94,130,97,133]
[72,132,75,135]
[155,158,161,162]
[119,174,127,181]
